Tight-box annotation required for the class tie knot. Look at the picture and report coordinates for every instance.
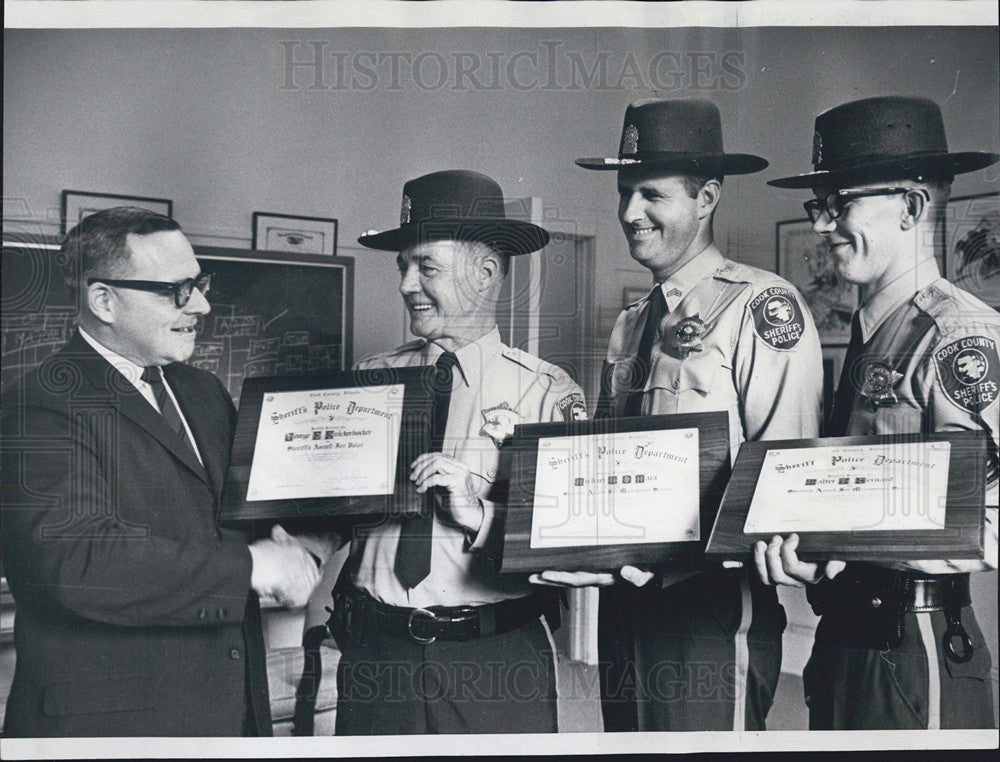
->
[435,351,458,371]
[649,285,666,309]
[141,366,164,385]
[430,351,458,394]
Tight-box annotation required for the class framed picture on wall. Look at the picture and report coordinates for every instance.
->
[252,212,338,256]
[776,219,858,345]
[943,192,1000,308]
[61,190,173,235]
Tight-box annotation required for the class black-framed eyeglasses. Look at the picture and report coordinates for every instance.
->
[803,187,915,223]
[88,272,212,308]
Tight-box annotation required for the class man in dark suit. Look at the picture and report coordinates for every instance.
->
[1,207,321,737]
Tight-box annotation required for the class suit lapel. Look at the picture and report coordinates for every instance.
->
[167,368,228,501]
[68,332,212,488]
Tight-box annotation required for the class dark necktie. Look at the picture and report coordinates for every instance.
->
[394,351,457,589]
[623,286,666,417]
[827,311,864,437]
[142,366,196,456]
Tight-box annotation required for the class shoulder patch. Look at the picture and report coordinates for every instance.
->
[557,391,589,421]
[933,335,1000,414]
[748,286,806,350]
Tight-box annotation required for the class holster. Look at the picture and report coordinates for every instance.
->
[807,564,910,650]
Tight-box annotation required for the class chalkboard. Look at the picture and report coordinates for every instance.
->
[1,233,354,406]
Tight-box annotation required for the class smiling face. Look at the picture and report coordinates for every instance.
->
[617,167,715,281]
[102,230,210,366]
[809,182,912,291]
[396,240,498,350]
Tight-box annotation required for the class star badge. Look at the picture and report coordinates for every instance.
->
[479,402,520,447]
[859,361,902,408]
[669,314,706,359]
[622,124,639,156]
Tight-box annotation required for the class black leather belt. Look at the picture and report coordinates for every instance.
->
[808,568,975,662]
[329,585,555,646]
[905,573,971,613]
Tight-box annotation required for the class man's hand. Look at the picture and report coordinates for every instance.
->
[529,566,656,588]
[248,524,322,608]
[410,452,483,533]
[753,533,846,587]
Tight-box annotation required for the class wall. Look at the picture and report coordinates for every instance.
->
[4,24,998,698]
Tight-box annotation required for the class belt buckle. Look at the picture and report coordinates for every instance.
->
[407,608,438,645]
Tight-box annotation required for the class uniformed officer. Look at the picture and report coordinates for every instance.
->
[327,169,587,735]
[537,98,823,731]
[761,95,999,730]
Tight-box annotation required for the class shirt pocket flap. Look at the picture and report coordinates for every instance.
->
[43,675,156,717]
[648,360,719,395]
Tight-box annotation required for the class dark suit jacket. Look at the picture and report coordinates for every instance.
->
[1,331,271,737]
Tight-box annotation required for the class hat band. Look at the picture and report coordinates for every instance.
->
[815,148,950,172]
[619,149,726,162]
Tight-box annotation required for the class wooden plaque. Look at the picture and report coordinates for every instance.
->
[704,432,987,561]
[492,411,731,573]
[219,365,436,530]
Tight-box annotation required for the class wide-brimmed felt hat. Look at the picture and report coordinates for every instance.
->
[575,98,768,175]
[357,170,549,256]
[768,95,999,189]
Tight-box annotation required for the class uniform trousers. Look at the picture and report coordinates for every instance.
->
[599,569,786,731]
[805,604,996,729]
[335,617,557,735]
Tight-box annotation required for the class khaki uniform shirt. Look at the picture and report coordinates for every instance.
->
[600,245,823,452]
[350,327,587,607]
[838,261,1000,568]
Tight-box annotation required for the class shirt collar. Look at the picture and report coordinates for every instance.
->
[423,326,502,388]
[657,245,725,312]
[78,326,147,392]
[857,259,941,342]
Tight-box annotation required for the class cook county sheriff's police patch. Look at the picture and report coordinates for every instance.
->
[558,392,588,421]
[934,335,1000,413]
[749,287,805,350]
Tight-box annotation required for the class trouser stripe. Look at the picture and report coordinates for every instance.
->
[916,612,941,730]
[733,576,753,731]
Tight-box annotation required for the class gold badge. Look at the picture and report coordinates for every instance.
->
[812,131,823,166]
[622,124,639,156]
[860,361,902,407]
[400,194,412,225]
[670,314,705,359]
[480,402,520,447]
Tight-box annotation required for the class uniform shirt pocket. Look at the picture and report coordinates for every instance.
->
[648,357,718,397]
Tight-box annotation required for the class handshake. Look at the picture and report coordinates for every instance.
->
[248,524,333,608]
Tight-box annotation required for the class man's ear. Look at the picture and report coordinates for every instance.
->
[900,188,929,231]
[478,251,501,290]
[698,179,722,220]
[87,281,117,324]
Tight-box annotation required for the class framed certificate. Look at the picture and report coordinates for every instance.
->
[491,411,731,573]
[219,366,436,529]
[705,432,988,561]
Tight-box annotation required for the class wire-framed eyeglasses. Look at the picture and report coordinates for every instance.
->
[88,272,212,308]
[803,187,917,223]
